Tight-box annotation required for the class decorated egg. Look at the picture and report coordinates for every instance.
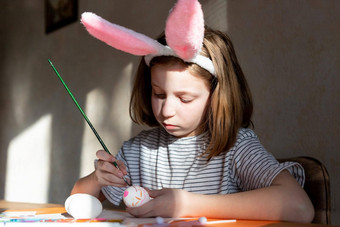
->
[123,186,151,208]
[65,193,103,219]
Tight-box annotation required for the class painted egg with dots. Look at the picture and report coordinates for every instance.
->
[123,186,151,208]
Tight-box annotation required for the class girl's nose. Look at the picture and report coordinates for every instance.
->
[161,98,176,118]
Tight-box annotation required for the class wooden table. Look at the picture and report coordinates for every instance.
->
[0,200,66,215]
[0,200,332,226]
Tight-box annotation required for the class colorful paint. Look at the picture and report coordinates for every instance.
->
[123,185,151,207]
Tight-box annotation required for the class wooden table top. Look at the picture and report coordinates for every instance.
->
[0,200,332,226]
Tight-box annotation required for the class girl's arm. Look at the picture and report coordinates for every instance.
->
[127,170,314,223]
[70,150,128,199]
[71,172,102,198]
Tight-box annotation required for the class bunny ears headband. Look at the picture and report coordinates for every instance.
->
[81,0,216,76]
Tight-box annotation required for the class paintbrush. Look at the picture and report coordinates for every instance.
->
[48,59,131,186]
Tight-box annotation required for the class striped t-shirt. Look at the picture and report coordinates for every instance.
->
[102,127,304,206]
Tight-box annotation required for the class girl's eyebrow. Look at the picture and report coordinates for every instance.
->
[174,91,197,96]
[151,82,200,96]
[151,82,162,89]
[151,82,158,87]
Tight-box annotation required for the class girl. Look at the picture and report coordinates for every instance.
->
[72,0,314,223]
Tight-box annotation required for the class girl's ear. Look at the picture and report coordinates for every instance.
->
[165,0,204,61]
[81,12,164,56]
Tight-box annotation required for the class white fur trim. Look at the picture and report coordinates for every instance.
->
[144,46,216,76]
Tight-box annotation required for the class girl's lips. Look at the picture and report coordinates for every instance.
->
[163,123,177,130]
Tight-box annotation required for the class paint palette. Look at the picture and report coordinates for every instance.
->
[123,186,151,208]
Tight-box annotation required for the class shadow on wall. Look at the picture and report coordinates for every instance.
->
[0,1,8,200]
[1,59,136,204]
[0,0,176,205]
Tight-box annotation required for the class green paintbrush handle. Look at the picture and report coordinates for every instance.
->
[48,59,131,186]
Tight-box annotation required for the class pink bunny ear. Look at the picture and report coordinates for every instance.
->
[81,12,163,56]
[165,0,205,61]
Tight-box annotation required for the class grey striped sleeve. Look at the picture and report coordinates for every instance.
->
[231,134,305,191]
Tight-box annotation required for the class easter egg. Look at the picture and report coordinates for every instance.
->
[123,186,151,208]
[65,193,103,219]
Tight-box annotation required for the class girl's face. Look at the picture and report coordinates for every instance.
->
[151,63,210,138]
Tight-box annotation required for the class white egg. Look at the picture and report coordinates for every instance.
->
[65,193,103,219]
[123,186,151,208]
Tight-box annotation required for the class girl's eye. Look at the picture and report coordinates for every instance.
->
[180,97,193,103]
[154,93,165,99]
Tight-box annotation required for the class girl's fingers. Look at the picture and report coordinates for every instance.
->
[96,160,121,175]
[95,150,129,186]
[96,150,116,162]
[116,160,128,175]
[103,174,127,187]
[96,151,126,177]
[95,168,127,187]
[145,188,160,198]
[126,204,154,218]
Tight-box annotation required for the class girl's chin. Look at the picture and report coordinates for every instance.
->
[164,128,195,138]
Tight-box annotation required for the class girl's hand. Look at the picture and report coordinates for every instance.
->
[126,188,189,218]
[94,150,128,187]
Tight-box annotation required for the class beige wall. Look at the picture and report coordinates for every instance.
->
[0,0,339,224]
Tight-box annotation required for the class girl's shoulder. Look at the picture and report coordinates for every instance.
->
[227,127,264,156]
[235,128,259,144]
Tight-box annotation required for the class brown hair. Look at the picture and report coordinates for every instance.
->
[129,27,253,158]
